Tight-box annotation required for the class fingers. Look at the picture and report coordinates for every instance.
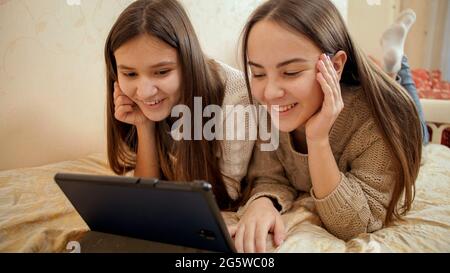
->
[227,225,237,238]
[115,95,134,108]
[317,54,344,112]
[243,223,256,253]
[234,225,245,253]
[317,71,335,109]
[114,104,133,121]
[273,216,286,246]
[233,221,270,253]
[320,57,337,90]
[233,198,281,254]
[113,82,122,100]
[114,81,134,107]
[114,81,128,100]
[325,55,340,90]
[328,56,343,103]
[321,54,343,105]
[115,104,134,114]
[255,221,271,253]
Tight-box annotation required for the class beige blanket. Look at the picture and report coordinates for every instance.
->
[1,145,449,252]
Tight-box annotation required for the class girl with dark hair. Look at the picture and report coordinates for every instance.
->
[104,0,254,210]
[232,0,423,252]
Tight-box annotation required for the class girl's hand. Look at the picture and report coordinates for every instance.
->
[113,82,151,127]
[228,197,285,253]
[305,54,344,144]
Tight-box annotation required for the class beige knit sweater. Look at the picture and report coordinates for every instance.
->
[238,84,398,241]
[215,61,255,201]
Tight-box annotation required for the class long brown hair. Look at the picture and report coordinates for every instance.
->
[105,0,232,209]
[241,0,422,224]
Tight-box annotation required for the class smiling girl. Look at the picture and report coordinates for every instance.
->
[105,0,254,210]
[231,0,423,252]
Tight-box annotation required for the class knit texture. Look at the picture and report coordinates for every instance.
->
[238,84,397,241]
[215,61,255,200]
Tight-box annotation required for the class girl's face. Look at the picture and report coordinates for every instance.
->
[114,35,181,122]
[247,20,324,133]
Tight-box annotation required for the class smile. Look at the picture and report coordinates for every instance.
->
[272,103,298,113]
[142,98,167,106]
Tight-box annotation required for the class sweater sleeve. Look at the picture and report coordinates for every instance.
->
[237,140,298,218]
[216,60,255,201]
[310,121,397,241]
[219,96,255,200]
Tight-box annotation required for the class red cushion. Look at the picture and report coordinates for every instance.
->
[412,69,450,100]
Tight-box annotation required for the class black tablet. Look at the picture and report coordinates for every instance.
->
[54,173,236,253]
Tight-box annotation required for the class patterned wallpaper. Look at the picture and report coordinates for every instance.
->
[0,0,135,170]
[0,0,268,170]
[0,0,347,170]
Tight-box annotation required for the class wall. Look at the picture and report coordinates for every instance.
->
[346,0,449,70]
[0,0,122,171]
[347,0,400,60]
[0,0,348,170]
[443,2,450,81]
[401,0,449,70]
[182,0,347,67]
[0,0,267,170]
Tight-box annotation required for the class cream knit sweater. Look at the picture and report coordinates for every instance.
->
[215,61,255,200]
[238,84,398,241]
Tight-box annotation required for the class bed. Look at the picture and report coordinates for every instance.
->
[413,68,450,147]
[0,143,449,253]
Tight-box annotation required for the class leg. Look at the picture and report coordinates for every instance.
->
[381,9,416,74]
[381,9,429,145]
[397,56,430,145]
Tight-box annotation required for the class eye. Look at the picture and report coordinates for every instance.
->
[122,72,137,78]
[156,69,171,76]
[252,73,266,79]
[284,71,302,77]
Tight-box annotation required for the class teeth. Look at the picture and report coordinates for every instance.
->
[272,103,297,113]
[143,99,164,106]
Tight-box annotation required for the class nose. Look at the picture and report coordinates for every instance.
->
[263,78,285,101]
[136,78,158,99]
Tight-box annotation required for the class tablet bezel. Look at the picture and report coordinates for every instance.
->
[54,172,236,253]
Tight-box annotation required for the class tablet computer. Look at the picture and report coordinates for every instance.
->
[54,173,236,253]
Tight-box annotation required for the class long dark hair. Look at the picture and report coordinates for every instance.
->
[105,0,232,209]
[241,0,422,224]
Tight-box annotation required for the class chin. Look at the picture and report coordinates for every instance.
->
[273,122,298,133]
[143,111,170,123]
[270,114,306,133]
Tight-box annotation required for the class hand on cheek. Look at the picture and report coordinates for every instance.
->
[113,81,152,128]
[305,54,344,144]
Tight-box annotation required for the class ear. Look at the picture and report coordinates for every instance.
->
[330,50,347,80]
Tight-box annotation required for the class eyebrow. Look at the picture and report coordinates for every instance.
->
[117,61,177,70]
[248,58,309,69]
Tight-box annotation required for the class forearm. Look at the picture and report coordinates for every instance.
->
[134,123,160,179]
[307,139,341,199]
[237,181,297,219]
